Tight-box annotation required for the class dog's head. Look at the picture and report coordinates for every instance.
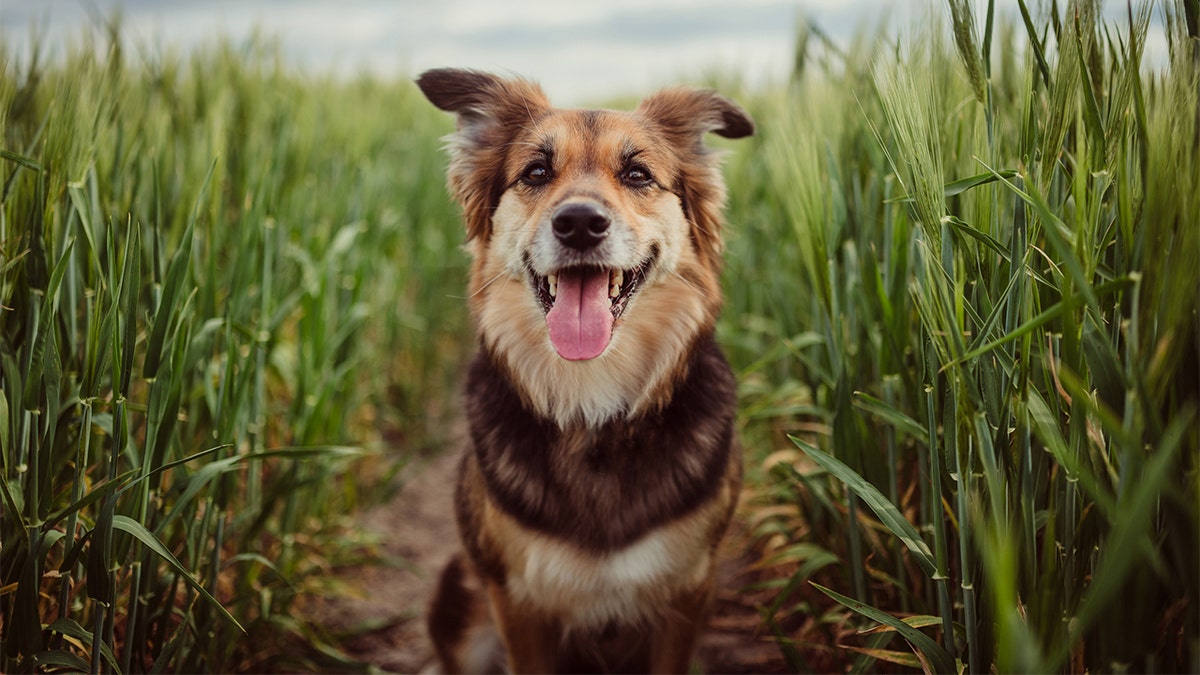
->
[418,68,753,424]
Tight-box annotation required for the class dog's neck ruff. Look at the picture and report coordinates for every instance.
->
[465,334,738,553]
[487,340,677,429]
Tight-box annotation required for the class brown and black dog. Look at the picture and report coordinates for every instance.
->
[417,68,753,673]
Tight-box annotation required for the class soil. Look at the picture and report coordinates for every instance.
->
[298,438,791,674]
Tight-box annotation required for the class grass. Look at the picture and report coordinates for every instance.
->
[728,0,1199,671]
[2,1,1197,672]
[1,27,468,672]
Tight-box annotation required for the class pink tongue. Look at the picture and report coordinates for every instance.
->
[546,268,614,361]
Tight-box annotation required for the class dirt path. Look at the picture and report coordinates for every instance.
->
[302,447,786,673]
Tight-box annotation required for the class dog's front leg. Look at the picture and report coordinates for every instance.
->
[486,581,561,673]
[648,580,716,674]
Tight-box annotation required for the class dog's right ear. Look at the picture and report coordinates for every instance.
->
[417,69,551,241]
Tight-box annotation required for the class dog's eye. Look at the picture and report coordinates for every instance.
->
[621,165,654,188]
[521,162,552,186]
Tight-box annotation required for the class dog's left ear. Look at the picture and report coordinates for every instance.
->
[417,68,552,240]
[637,88,753,267]
[636,88,755,143]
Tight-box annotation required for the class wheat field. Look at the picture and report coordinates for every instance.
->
[1,1,1196,672]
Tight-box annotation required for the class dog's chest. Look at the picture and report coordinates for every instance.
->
[509,524,712,628]
[466,340,737,551]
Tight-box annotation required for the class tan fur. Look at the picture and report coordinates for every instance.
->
[417,68,753,673]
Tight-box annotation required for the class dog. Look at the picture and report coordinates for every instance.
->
[416,68,753,674]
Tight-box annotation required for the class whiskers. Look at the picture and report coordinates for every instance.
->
[668,268,716,301]
[449,269,510,300]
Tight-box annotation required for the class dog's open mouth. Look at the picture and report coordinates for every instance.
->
[530,253,655,361]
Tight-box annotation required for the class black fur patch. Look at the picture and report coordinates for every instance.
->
[426,555,475,671]
[462,334,737,556]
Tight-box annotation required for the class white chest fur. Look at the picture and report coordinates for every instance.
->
[508,524,713,629]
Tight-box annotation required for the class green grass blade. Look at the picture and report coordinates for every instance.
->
[1065,406,1196,652]
[67,178,105,280]
[851,391,928,444]
[41,470,136,530]
[45,618,121,672]
[142,161,211,379]
[1016,0,1052,88]
[791,435,937,577]
[942,215,1010,262]
[111,515,245,633]
[13,531,46,655]
[841,645,923,669]
[944,169,1018,198]
[812,581,957,674]
[113,219,141,399]
[1025,388,1114,515]
[763,545,840,618]
[116,444,231,497]
[0,389,14,511]
[21,238,75,412]
[31,651,93,672]
[1073,11,1105,151]
[86,495,116,606]
[981,0,995,78]
[0,148,43,171]
[944,275,1134,369]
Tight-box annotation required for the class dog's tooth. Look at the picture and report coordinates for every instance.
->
[548,273,558,297]
[609,269,623,298]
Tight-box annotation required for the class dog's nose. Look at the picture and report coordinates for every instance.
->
[552,203,610,250]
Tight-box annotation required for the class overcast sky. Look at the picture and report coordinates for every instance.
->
[0,0,1169,105]
[0,0,948,103]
